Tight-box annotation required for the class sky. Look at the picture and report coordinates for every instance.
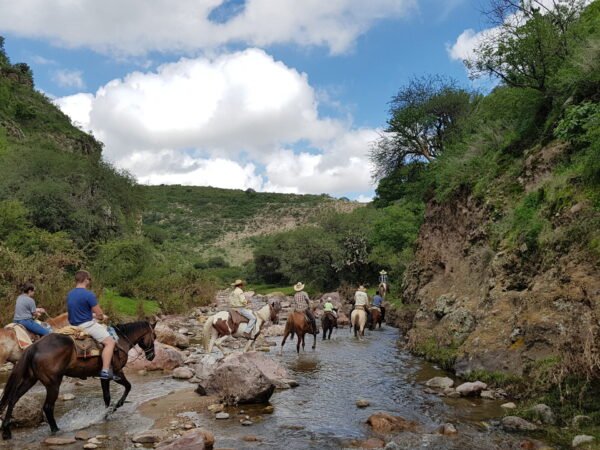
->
[0,0,496,201]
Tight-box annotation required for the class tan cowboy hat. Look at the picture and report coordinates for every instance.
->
[379,270,387,275]
[293,282,305,292]
[231,279,245,287]
[358,285,367,292]
[326,296,332,301]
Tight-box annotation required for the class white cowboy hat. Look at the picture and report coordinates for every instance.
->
[379,270,387,275]
[326,296,332,301]
[358,285,367,292]
[231,279,245,287]
[293,282,305,292]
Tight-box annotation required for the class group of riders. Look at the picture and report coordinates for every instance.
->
[227,270,389,337]
[11,270,121,381]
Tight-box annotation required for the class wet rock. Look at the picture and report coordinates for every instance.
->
[132,429,168,444]
[572,415,591,428]
[43,437,77,445]
[425,376,454,389]
[501,416,538,432]
[360,437,386,449]
[156,429,214,450]
[61,393,75,401]
[501,402,517,410]
[215,412,230,420]
[366,413,419,433]
[572,435,594,448]
[75,431,90,440]
[83,444,98,450]
[87,437,102,444]
[242,435,262,442]
[480,390,495,400]
[172,367,194,379]
[356,399,370,408]
[529,403,555,425]
[262,405,274,414]
[207,403,224,413]
[127,342,185,372]
[241,419,253,426]
[455,381,487,397]
[13,393,43,427]
[263,324,285,337]
[438,423,458,435]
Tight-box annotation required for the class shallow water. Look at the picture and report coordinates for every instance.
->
[0,325,529,449]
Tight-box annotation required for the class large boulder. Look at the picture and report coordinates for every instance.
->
[455,381,487,397]
[155,323,189,349]
[194,354,224,382]
[366,413,419,434]
[126,342,185,372]
[156,429,214,450]
[12,393,44,427]
[199,352,277,405]
[337,312,350,327]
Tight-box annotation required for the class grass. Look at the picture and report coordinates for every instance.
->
[412,338,458,371]
[247,283,295,296]
[100,288,160,319]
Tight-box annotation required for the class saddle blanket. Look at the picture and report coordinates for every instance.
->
[4,323,33,349]
[55,324,117,359]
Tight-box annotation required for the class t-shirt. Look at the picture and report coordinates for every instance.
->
[373,295,383,307]
[67,288,98,325]
[13,294,36,321]
[354,291,368,307]
[324,302,334,312]
[229,287,247,307]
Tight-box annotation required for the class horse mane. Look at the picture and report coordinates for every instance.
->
[113,321,150,335]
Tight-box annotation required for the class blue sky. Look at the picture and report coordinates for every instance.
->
[0,0,491,200]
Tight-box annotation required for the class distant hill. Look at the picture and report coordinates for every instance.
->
[141,185,364,266]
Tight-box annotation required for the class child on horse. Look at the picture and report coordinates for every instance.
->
[13,282,50,336]
[323,296,338,318]
[293,282,317,333]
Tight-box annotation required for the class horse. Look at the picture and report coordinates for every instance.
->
[321,311,337,340]
[203,302,279,353]
[369,308,383,330]
[280,310,317,354]
[378,282,389,299]
[350,308,367,339]
[0,321,156,440]
[0,313,70,366]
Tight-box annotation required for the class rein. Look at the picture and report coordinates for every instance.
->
[113,323,154,362]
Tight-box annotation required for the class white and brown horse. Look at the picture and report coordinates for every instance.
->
[203,302,279,353]
[0,313,70,367]
[350,308,367,339]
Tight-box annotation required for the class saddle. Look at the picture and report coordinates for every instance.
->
[56,326,101,359]
[4,323,39,349]
[324,311,338,325]
[227,309,254,335]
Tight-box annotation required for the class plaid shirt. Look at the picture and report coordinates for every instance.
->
[293,291,310,311]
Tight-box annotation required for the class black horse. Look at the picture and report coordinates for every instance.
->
[321,311,337,340]
[0,321,156,440]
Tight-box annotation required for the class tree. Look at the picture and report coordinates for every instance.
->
[370,75,472,179]
[466,0,587,91]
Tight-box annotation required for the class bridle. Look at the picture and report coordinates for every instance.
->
[114,323,155,361]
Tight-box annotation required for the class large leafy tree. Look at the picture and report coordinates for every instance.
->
[370,75,472,179]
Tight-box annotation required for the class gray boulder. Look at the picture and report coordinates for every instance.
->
[501,416,538,432]
[425,377,454,389]
[529,403,555,425]
[455,381,487,397]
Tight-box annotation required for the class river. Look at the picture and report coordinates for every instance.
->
[0,325,529,449]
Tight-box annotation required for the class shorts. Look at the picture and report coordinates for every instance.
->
[77,320,110,342]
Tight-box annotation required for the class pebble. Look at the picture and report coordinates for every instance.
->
[480,390,495,400]
[95,435,108,439]
[83,444,98,449]
[241,420,253,426]
[87,437,101,444]
[216,412,230,420]
[501,402,517,410]
[208,403,225,413]
[137,369,147,376]
[75,431,90,441]
[425,376,454,389]
[242,435,262,442]
[43,437,77,445]
[572,435,594,448]
[61,393,75,401]
[262,405,275,414]
[439,423,457,435]
[356,399,370,408]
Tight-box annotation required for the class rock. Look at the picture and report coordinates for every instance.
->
[279,378,299,388]
[242,435,262,442]
[434,294,456,318]
[501,402,517,410]
[75,431,90,440]
[172,367,194,379]
[572,435,594,448]
[132,430,168,444]
[438,423,457,435]
[366,413,419,433]
[360,438,386,449]
[127,342,185,372]
[87,437,102,444]
[155,323,178,346]
[572,415,591,428]
[480,390,495,400]
[61,393,75,401]
[95,435,108,439]
[455,381,487,397]
[263,324,285,337]
[501,416,538,432]
[529,403,555,425]
[262,405,274,414]
[337,312,350,326]
[193,354,224,382]
[425,377,454,389]
[241,420,253,426]
[155,429,214,450]
[200,352,279,404]
[12,393,44,427]
[43,437,77,445]
[138,369,147,376]
[207,403,224,413]
[215,412,230,420]
[83,444,98,450]
[356,399,370,408]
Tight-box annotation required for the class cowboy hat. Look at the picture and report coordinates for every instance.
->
[358,285,367,292]
[379,270,387,275]
[231,279,245,287]
[293,282,305,292]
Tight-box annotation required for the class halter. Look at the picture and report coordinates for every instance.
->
[114,322,155,361]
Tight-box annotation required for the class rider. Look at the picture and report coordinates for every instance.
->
[293,282,317,333]
[66,270,119,381]
[323,296,338,318]
[354,285,371,324]
[372,290,385,322]
[229,279,256,338]
[13,282,51,336]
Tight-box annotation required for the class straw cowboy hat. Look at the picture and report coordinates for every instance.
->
[293,282,305,292]
[379,270,387,275]
[358,285,367,292]
[231,279,245,287]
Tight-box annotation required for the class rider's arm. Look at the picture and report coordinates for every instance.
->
[92,304,106,321]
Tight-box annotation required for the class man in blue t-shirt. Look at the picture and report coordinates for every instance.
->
[372,290,386,323]
[67,270,118,380]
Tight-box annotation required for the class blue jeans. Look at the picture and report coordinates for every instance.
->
[237,308,256,334]
[15,319,51,336]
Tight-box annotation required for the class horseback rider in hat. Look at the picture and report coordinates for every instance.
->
[229,279,256,338]
[353,285,371,325]
[292,282,317,334]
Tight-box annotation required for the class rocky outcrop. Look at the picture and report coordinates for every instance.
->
[126,342,185,372]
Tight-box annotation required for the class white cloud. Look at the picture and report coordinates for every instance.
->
[52,69,85,88]
[0,0,416,56]
[356,194,373,203]
[54,49,378,197]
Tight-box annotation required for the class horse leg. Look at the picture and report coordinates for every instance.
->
[101,378,111,408]
[42,377,62,434]
[114,371,131,409]
[1,375,38,440]
[296,333,301,353]
[322,323,327,341]
[312,331,316,350]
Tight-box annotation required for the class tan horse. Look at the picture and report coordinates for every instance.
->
[378,282,388,299]
[0,313,69,367]
[351,308,367,339]
[280,311,317,354]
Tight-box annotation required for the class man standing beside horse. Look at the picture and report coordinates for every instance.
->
[229,279,256,339]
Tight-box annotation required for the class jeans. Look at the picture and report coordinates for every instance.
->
[15,319,51,336]
[238,308,256,334]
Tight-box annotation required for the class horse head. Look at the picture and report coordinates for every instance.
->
[125,321,156,361]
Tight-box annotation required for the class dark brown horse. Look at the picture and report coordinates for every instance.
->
[280,311,317,354]
[0,321,156,440]
[369,308,383,330]
[321,311,337,340]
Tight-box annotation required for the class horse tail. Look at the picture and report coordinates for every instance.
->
[202,316,214,351]
[0,345,35,415]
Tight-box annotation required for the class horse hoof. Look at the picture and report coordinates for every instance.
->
[2,431,12,440]
[50,428,60,435]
